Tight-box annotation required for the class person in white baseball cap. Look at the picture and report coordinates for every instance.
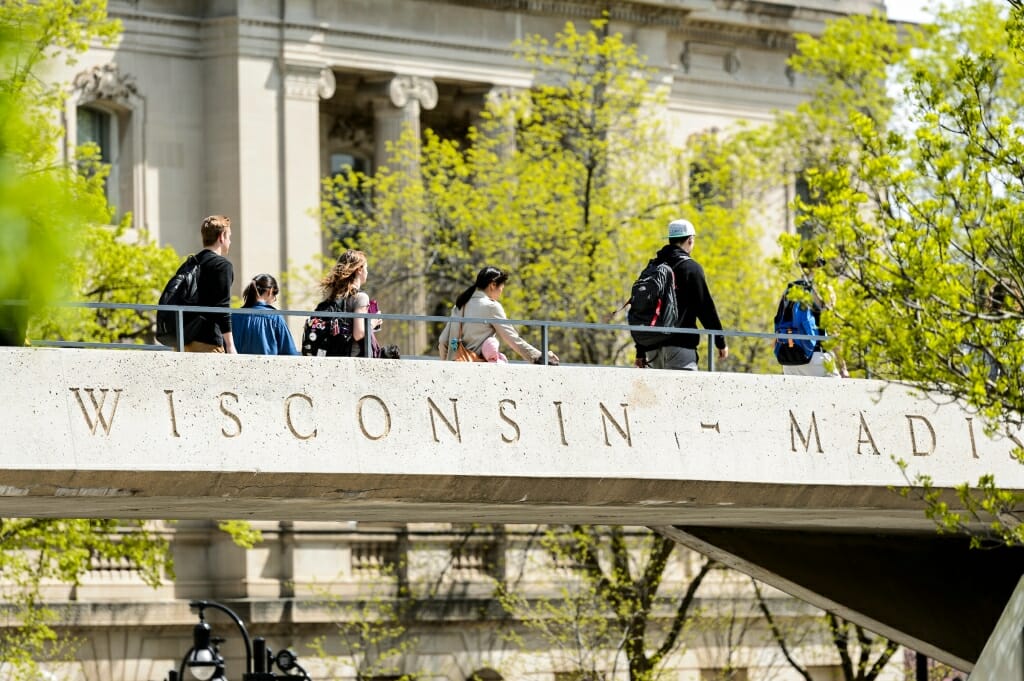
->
[667,218,696,239]
[633,218,728,370]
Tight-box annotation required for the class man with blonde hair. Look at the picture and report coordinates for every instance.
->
[184,215,236,353]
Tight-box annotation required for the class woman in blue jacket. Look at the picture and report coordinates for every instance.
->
[233,274,299,355]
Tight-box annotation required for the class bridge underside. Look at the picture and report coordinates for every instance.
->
[656,525,1024,672]
[1,468,1016,671]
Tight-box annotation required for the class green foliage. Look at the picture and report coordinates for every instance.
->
[498,526,713,681]
[323,19,774,366]
[216,520,263,549]
[771,2,1024,544]
[0,4,180,678]
[777,3,1023,422]
[0,1,120,344]
[308,555,423,681]
[898,458,1024,547]
[0,519,171,680]
[27,217,181,344]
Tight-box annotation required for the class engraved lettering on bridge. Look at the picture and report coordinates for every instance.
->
[219,392,242,438]
[906,415,936,456]
[857,412,879,456]
[284,393,317,440]
[701,422,720,433]
[965,417,978,459]
[70,388,123,436]
[428,397,461,443]
[790,410,823,453]
[552,401,569,446]
[498,399,520,444]
[164,389,180,438]
[357,395,391,441]
[599,402,632,447]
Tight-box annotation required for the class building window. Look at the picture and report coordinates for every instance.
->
[324,152,372,244]
[330,152,370,177]
[76,106,112,164]
[68,63,145,229]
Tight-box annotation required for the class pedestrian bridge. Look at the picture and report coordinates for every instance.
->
[2,347,1023,672]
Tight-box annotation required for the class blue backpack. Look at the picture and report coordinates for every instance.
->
[773,280,819,365]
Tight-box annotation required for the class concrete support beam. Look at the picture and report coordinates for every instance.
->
[655,525,1024,672]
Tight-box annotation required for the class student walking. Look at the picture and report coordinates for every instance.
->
[233,274,298,355]
[775,254,847,377]
[302,250,381,357]
[634,219,728,370]
[437,266,559,365]
[184,215,236,353]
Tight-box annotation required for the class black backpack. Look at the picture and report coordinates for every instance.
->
[627,257,681,350]
[773,280,820,365]
[156,255,202,346]
[302,297,361,357]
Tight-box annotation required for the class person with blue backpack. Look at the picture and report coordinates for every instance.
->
[630,218,728,370]
[773,254,847,377]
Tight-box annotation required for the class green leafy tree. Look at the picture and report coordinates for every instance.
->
[772,3,1024,545]
[1,1,178,348]
[498,525,714,681]
[27,219,181,345]
[0,0,120,345]
[311,526,511,680]
[323,18,775,367]
[0,519,171,680]
[0,4,181,678]
[309,561,421,681]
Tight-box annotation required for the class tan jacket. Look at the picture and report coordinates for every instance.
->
[437,290,541,361]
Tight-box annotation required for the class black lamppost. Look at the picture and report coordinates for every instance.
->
[167,600,311,681]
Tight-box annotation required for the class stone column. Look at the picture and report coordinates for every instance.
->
[281,64,336,322]
[368,75,438,355]
[371,75,438,170]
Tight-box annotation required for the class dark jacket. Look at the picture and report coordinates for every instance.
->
[186,249,233,347]
[656,244,726,350]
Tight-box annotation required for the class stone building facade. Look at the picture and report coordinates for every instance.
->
[34,1,908,680]
[55,0,883,304]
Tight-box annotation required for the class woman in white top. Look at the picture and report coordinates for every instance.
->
[437,266,558,364]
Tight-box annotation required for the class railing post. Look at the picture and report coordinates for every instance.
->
[707,338,715,372]
[541,325,549,365]
[363,314,373,358]
[176,309,185,352]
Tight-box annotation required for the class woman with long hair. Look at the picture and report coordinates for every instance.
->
[304,249,381,357]
[437,265,558,364]
[232,273,298,355]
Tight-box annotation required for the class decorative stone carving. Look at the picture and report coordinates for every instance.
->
[388,75,438,111]
[318,67,337,100]
[327,112,374,153]
[680,41,742,75]
[284,65,337,101]
[72,63,139,106]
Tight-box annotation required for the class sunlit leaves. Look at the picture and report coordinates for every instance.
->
[322,18,775,366]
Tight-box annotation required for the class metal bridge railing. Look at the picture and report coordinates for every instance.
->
[5,300,830,372]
